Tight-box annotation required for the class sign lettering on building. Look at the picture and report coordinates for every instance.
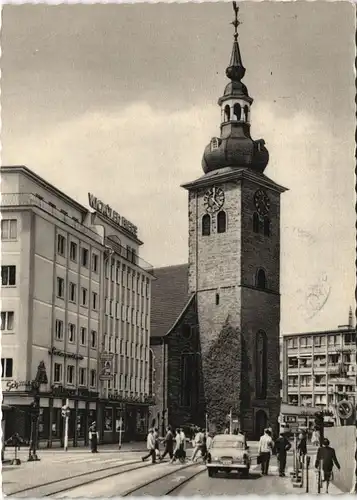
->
[5,380,33,391]
[48,347,83,360]
[88,193,138,237]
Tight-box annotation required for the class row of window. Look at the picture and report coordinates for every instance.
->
[57,277,98,308]
[1,356,98,387]
[107,374,147,393]
[287,332,357,349]
[201,212,271,237]
[57,234,99,272]
[105,259,150,295]
[202,211,226,236]
[102,335,147,359]
[1,219,17,241]
[223,103,249,123]
[53,363,96,386]
[288,395,330,407]
[55,320,98,347]
[105,299,149,327]
[288,353,352,369]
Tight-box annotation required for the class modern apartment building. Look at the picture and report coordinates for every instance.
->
[281,312,356,412]
[1,165,154,446]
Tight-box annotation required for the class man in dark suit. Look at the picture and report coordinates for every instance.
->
[315,438,341,494]
[273,432,292,477]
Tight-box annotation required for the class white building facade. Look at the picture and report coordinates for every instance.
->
[1,165,154,446]
[281,317,356,412]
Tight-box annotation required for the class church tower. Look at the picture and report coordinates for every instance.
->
[181,3,287,438]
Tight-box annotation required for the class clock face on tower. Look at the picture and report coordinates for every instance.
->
[254,189,270,216]
[203,187,225,214]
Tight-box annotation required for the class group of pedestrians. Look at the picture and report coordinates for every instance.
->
[142,426,213,465]
[257,427,342,493]
[142,426,187,464]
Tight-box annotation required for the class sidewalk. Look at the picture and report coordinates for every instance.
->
[306,468,344,495]
[2,440,147,461]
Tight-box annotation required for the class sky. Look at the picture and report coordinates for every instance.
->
[1,1,356,334]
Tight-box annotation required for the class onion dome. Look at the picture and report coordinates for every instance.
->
[201,3,269,175]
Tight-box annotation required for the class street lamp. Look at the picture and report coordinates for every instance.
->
[28,382,41,461]
[27,361,48,462]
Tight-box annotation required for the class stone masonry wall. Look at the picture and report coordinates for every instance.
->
[240,178,282,437]
[167,298,204,430]
[187,174,282,438]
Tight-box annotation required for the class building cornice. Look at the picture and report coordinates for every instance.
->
[283,328,356,337]
[1,165,89,215]
[181,167,288,194]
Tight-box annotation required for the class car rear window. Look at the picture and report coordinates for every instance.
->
[211,440,245,449]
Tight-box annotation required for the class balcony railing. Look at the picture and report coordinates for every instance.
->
[1,193,103,243]
[105,236,154,275]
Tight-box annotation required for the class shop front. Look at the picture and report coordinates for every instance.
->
[98,395,151,443]
[2,385,100,448]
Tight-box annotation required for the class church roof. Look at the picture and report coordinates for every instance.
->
[150,263,191,338]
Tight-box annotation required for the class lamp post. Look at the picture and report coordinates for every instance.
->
[27,361,48,462]
[28,382,41,462]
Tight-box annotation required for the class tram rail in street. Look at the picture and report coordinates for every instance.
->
[6,459,145,497]
[121,463,206,496]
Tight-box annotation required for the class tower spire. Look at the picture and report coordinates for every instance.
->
[226,2,245,82]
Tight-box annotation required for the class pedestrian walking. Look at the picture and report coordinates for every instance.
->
[171,428,183,464]
[180,428,187,462]
[191,428,204,462]
[314,438,341,494]
[273,431,291,477]
[153,427,160,459]
[206,432,213,451]
[160,425,174,461]
[258,428,274,476]
[89,422,99,453]
[311,428,320,446]
[142,428,156,464]
[297,431,307,471]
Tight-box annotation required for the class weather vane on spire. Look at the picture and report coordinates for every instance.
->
[231,2,241,41]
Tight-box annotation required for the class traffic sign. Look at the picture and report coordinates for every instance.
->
[336,400,353,420]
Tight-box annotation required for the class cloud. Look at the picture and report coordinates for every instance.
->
[3,100,355,333]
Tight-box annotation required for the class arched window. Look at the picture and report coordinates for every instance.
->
[244,105,249,122]
[256,268,267,289]
[263,217,271,237]
[149,349,155,397]
[233,103,241,121]
[180,351,195,407]
[253,212,260,233]
[224,105,231,122]
[256,330,268,399]
[217,211,227,234]
[202,214,211,236]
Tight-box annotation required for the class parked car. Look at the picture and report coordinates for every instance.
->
[206,433,251,478]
